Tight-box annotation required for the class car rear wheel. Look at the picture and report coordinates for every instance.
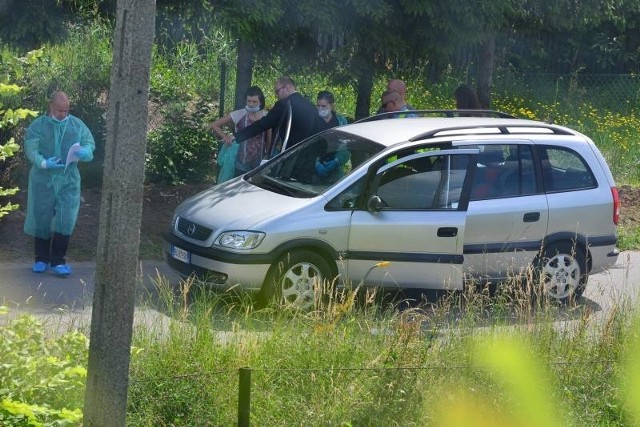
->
[258,250,332,310]
[537,241,587,304]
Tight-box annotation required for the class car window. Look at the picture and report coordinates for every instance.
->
[467,144,537,200]
[326,176,366,210]
[248,130,385,198]
[375,152,470,210]
[540,146,597,192]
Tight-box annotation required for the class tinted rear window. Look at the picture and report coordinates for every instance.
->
[540,146,597,192]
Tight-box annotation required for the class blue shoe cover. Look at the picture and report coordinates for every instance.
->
[51,264,72,276]
[32,262,49,273]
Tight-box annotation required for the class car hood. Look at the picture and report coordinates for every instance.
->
[175,177,316,231]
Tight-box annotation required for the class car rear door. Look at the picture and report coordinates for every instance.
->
[345,149,477,290]
[462,142,549,280]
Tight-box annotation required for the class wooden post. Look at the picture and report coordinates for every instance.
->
[83,0,155,425]
[238,367,252,427]
[219,60,227,118]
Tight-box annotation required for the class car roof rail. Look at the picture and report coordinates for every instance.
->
[354,109,516,123]
[408,123,575,142]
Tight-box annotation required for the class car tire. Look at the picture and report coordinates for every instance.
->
[258,250,332,310]
[535,241,587,304]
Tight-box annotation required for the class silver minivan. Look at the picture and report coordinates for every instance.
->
[163,114,620,308]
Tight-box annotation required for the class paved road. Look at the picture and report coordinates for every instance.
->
[583,250,640,316]
[1,252,638,329]
[0,260,180,313]
[0,260,182,332]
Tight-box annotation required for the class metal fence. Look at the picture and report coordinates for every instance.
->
[496,73,640,110]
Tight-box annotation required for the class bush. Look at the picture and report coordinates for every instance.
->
[24,23,112,188]
[1,71,38,219]
[145,98,217,185]
[0,312,86,426]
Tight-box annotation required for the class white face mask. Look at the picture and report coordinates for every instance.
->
[50,115,69,124]
[246,105,261,113]
[318,108,331,118]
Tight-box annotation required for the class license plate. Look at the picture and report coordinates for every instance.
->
[171,245,190,263]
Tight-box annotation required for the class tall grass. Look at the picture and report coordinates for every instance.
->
[123,274,640,426]
[2,267,638,425]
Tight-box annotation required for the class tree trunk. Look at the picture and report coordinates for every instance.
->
[354,55,374,120]
[234,37,254,110]
[83,0,155,425]
[477,36,495,109]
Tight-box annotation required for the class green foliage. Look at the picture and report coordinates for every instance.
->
[0,312,87,426]
[24,22,112,188]
[624,313,640,425]
[0,1,73,50]
[150,34,230,103]
[0,69,37,219]
[24,22,111,104]
[619,224,640,252]
[125,277,640,426]
[145,99,217,185]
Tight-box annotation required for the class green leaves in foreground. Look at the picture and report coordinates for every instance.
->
[434,327,640,427]
[433,335,560,427]
[0,312,87,426]
[624,314,640,424]
[1,77,38,219]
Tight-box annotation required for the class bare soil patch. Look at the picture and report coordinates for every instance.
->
[0,183,210,262]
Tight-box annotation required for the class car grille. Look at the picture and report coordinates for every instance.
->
[176,217,213,241]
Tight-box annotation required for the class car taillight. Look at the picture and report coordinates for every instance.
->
[611,187,620,225]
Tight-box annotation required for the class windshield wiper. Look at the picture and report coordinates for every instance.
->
[253,176,298,196]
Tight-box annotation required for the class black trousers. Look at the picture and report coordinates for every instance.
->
[34,233,70,266]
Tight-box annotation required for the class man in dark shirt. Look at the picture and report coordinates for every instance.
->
[234,76,321,156]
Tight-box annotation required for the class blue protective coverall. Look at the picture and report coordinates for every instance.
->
[23,114,95,240]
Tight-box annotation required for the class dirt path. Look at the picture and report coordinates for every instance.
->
[0,183,210,262]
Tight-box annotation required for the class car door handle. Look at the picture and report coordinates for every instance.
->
[437,227,458,237]
[523,212,540,222]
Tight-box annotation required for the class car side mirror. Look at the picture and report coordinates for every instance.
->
[366,194,384,212]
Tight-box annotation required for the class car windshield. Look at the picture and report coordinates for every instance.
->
[247,129,385,198]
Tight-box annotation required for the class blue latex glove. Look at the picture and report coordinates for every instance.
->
[315,159,338,177]
[324,158,338,171]
[314,160,327,177]
[44,156,64,169]
[76,148,91,161]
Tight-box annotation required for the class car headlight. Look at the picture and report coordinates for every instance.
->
[215,231,266,250]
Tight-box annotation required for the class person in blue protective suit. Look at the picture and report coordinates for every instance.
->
[23,91,95,276]
[314,142,351,184]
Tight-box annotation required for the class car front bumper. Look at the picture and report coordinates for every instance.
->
[162,232,272,291]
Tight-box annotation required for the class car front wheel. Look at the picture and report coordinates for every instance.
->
[259,250,332,310]
[537,241,587,304]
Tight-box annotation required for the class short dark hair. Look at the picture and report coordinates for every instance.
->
[245,86,266,110]
[317,90,335,105]
[277,76,296,89]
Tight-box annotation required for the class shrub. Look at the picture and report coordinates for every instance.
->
[0,312,87,426]
[145,98,217,185]
[24,23,112,189]
[1,75,38,219]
